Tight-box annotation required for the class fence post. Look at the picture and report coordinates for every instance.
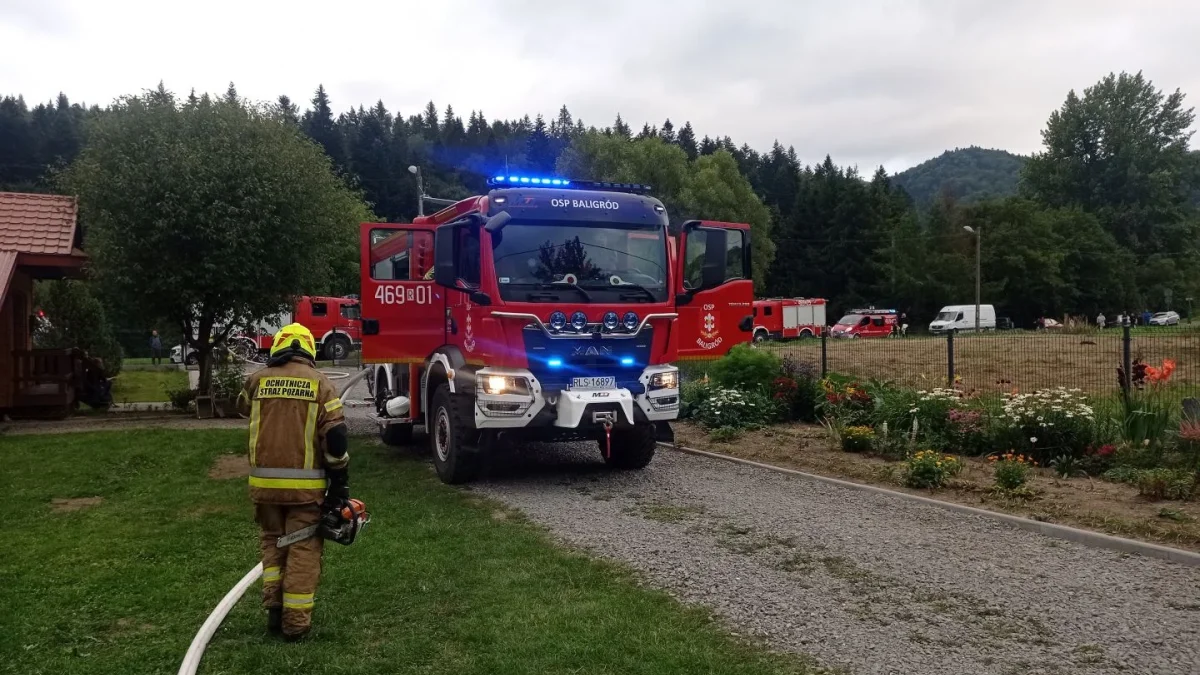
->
[946,330,955,387]
[1121,320,1132,397]
[820,328,828,378]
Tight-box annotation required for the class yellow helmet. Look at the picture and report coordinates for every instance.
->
[270,323,317,360]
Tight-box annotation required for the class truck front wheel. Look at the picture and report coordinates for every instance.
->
[602,424,656,470]
[430,384,481,484]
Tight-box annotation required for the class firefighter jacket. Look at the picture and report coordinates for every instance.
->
[238,359,347,505]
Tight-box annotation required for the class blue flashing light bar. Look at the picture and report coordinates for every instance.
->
[619,357,635,366]
[488,175,653,195]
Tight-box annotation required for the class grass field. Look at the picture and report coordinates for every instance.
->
[110,370,189,403]
[763,331,1199,397]
[0,430,820,675]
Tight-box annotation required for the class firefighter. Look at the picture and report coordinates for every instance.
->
[237,322,349,640]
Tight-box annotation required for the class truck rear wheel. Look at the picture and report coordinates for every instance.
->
[602,424,656,470]
[323,336,352,361]
[430,384,481,484]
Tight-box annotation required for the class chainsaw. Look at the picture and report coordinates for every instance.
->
[276,498,370,548]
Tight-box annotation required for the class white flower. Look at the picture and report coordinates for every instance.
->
[1030,436,1038,444]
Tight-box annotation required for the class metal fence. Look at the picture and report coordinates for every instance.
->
[765,324,1200,403]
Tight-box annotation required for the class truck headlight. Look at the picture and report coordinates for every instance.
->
[649,370,678,390]
[478,375,527,395]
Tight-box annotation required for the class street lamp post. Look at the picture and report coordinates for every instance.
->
[963,225,981,332]
[408,165,424,216]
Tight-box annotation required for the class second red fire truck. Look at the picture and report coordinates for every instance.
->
[359,175,755,483]
[752,297,827,342]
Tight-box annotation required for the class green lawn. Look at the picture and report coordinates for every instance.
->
[0,430,821,675]
[110,370,188,403]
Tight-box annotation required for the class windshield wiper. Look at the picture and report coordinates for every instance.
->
[543,282,592,302]
[609,281,657,303]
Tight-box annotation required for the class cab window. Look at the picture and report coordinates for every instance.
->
[457,226,481,288]
[859,317,870,326]
[369,229,434,281]
[763,306,773,316]
[683,230,707,290]
[311,301,328,317]
[725,230,747,282]
[871,316,885,327]
[956,312,964,321]
[340,304,360,320]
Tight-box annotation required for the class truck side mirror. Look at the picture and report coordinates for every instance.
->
[433,223,459,289]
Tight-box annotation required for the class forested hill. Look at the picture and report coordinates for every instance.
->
[892,146,1026,207]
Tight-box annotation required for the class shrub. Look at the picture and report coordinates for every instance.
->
[1049,454,1085,479]
[840,425,876,453]
[993,388,1100,462]
[771,374,822,423]
[167,386,197,412]
[873,421,912,460]
[694,387,777,431]
[904,450,963,489]
[211,359,245,401]
[709,426,742,443]
[1134,468,1195,501]
[989,452,1035,491]
[1118,358,1178,452]
[680,378,714,420]
[708,344,780,392]
[818,378,875,427]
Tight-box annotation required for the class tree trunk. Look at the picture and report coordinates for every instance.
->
[197,346,213,397]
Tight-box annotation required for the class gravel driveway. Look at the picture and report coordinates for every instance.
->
[341,376,1200,674]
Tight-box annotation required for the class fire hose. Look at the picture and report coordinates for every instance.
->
[177,366,370,675]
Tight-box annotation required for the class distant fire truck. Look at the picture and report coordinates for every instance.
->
[752,298,827,342]
[360,175,754,483]
[242,296,361,361]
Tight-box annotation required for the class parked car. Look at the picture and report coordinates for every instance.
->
[1149,311,1181,326]
[997,317,1015,330]
[170,344,198,366]
[929,304,997,334]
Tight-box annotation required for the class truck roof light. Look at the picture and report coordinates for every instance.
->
[487,176,651,194]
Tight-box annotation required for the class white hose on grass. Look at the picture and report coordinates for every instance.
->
[177,366,372,675]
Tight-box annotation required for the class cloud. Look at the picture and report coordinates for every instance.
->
[2,0,1197,172]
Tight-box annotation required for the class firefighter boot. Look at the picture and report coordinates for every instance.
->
[267,607,283,634]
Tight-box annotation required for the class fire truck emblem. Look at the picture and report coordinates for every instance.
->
[464,302,476,353]
[700,312,719,340]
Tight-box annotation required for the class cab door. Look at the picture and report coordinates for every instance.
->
[359,223,444,362]
[675,220,754,359]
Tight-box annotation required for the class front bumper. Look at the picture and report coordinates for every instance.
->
[473,365,679,429]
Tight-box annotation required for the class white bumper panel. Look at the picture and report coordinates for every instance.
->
[473,368,548,429]
[472,365,679,429]
[553,388,635,428]
[636,364,680,422]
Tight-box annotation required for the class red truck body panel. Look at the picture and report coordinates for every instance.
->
[753,298,827,340]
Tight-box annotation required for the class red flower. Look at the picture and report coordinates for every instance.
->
[1097,444,1116,457]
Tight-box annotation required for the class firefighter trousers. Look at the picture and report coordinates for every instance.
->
[255,503,323,636]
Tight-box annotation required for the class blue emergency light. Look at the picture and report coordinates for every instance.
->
[547,358,563,368]
[488,175,654,195]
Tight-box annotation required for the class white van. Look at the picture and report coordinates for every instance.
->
[929,304,996,334]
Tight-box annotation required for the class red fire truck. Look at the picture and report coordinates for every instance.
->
[360,175,754,483]
[829,308,900,338]
[242,296,361,360]
[752,298,827,342]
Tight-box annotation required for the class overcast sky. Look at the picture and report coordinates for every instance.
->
[3,0,1197,173]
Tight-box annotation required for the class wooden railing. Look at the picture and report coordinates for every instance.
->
[13,349,80,410]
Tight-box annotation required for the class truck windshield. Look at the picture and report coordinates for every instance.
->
[837,314,864,325]
[491,222,668,303]
[934,311,957,321]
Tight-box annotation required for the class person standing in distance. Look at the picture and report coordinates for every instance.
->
[237,323,349,640]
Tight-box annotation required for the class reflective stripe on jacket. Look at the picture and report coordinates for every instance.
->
[239,359,347,505]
